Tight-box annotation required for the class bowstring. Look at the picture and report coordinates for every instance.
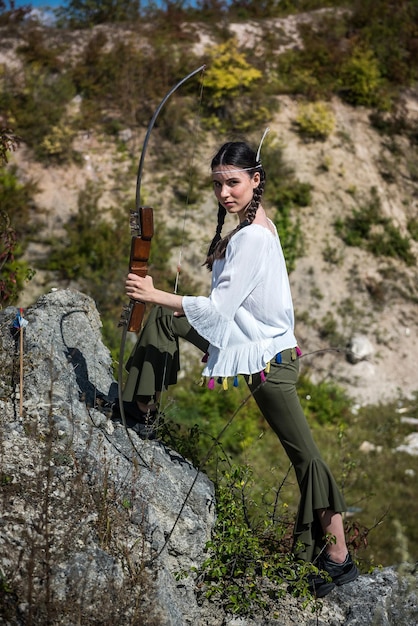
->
[174,74,206,295]
[157,70,206,419]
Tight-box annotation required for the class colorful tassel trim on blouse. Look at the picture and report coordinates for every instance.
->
[201,346,303,390]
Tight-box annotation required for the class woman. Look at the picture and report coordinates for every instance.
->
[123,139,359,598]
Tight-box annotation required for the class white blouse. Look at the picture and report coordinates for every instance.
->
[182,223,297,378]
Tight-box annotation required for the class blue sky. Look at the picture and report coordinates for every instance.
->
[11,0,67,7]
[10,0,197,7]
[7,0,201,19]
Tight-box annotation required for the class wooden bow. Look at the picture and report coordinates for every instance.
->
[119,64,205,334]
[117,65,205,437]
[120,205,154,332]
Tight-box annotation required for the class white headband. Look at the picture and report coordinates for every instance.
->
[211,165,259,175]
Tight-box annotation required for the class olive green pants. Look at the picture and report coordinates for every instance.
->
[124,306,346,562]
[245,351,346,561]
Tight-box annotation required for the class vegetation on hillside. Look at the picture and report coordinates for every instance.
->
[2,0,417,308]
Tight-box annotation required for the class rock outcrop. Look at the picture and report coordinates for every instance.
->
[0,289,417,625]
[0,289,215,625]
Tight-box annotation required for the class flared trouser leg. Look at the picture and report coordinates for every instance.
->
[246,353,346,562]
[123,306,209,403]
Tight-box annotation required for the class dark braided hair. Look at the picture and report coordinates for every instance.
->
[205,141,266,271]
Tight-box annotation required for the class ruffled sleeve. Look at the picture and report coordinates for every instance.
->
[182,227,266,348]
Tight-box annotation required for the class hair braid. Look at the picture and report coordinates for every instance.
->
[206,204,227,259]
[244,175,265,225]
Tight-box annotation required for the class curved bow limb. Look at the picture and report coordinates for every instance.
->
[135,64,206,211]
[117,65,206,440]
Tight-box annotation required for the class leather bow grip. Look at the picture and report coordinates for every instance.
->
[127,206,154,332]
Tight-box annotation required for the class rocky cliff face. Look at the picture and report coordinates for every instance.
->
[0,289,417,625]
[0,289,215,625]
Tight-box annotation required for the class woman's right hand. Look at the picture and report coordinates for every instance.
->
[125,273,156,303]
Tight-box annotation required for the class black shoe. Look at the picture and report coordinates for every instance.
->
[319,552,359,587]
[308,552,359,598]
[111,400,159,440]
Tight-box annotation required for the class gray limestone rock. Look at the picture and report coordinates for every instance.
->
[0,289,416,626]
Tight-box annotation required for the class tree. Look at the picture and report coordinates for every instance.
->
[56,0,141,27]
[202,38,267,132]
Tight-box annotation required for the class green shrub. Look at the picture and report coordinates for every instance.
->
[0,168,37,306]
[71,32,200,133]
[348,0,418,86]
[316,311,344,346]
[322,241,343,265]
[341,393,418,568]
[368,221,414,264]
[40,123,77,163]
[2,70,76,162]
[55,0,141,27]
[201,38,270,133]
[407,218,418,241]
[42,182,130,315]
[298,373,353,426]
[338,48,384,107]
[15,25,64,71]
[295,101,336,141]
[193,464,317,615]
[0,234,35,306]
[272,1,418,104]
[273,208,303,274]
[166,375,263,466]
[335,187,415,265]
[0,31,77,163]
